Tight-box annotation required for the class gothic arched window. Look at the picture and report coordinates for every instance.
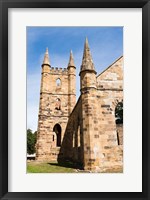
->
[115,101,123,145]
[53,124,61,147]
[115,101,123,124]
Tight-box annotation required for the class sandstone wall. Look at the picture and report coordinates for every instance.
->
[36,65,76,161]
[58,56,123,170]
[58,96,84,167]
[97,56,123,90]
[36,55,123,172]
[95,56,123,170]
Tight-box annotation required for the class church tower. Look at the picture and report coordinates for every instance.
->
[79,38,100,170]
[36,48,76,161]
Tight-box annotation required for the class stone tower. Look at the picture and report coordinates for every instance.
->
[79,38,100,170]
[36,48,76,161]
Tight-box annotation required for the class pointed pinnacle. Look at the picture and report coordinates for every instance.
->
[43,47,50,65]
[68,50,75,67]
[80,37,95,72]
[46,47,48,54]
[85,37,89,47]
[83,37,91,60]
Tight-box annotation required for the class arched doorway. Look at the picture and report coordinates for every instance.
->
[53,124,61,147]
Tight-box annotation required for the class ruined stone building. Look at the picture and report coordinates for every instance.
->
[36,38,123,171]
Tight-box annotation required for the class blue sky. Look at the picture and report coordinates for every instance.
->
[27,27,123,132]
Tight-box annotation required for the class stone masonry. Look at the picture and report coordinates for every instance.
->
[36,38,123,172]
[36,48,76,161]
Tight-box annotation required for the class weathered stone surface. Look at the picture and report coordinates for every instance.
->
[36,40,123,172]
[36,49,76,161]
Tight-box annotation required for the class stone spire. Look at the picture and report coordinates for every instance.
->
[43,47,50,66]
[68,50,75,68]
[80,37,96,74]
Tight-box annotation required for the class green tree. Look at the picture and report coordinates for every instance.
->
[115,102,123,124]
[27,129,37,154]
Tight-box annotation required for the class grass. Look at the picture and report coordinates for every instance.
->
[27,161,123,173]
[27,161,77,173]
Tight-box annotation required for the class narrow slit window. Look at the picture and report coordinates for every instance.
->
[55,98,61,110]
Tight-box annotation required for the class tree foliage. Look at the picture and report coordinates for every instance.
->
[27,129,37,154]
[115,102,123,124]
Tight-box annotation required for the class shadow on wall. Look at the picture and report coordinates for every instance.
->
[57,97,123,170]
[57,96,84,169]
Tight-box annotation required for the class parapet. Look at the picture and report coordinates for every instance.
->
[50,67,68,75]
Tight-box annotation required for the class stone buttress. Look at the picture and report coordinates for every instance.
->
[79,38,101,170]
